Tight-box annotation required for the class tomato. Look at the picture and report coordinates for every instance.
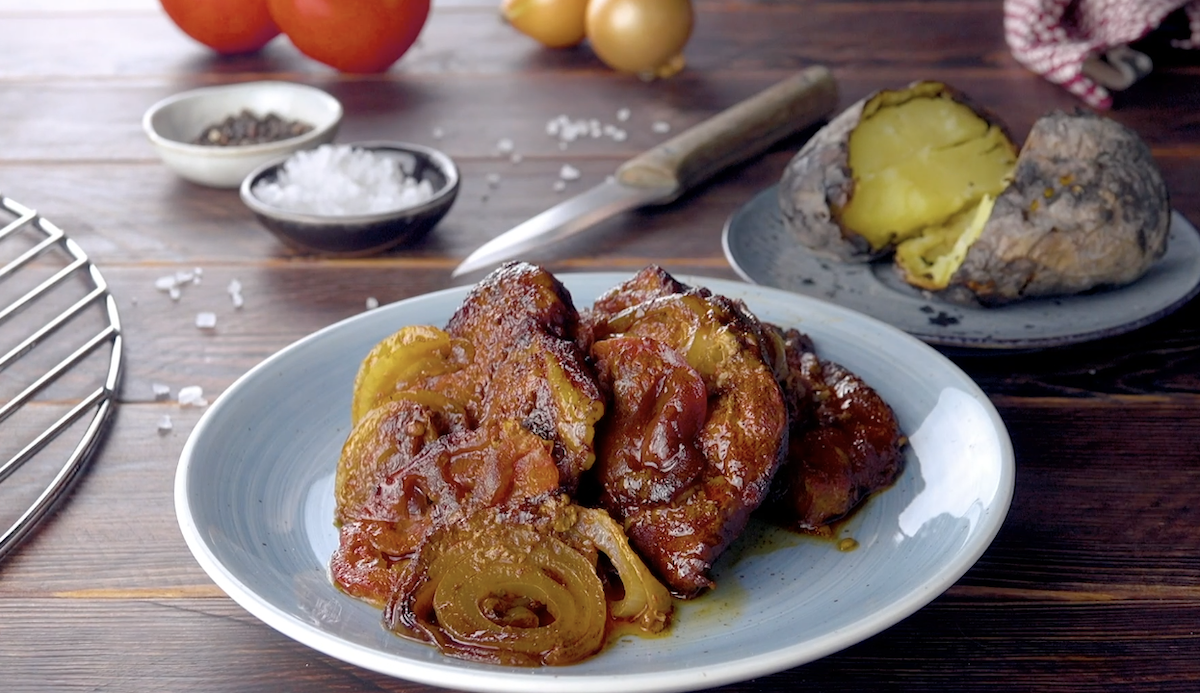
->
[268,0,431,73]
[160,0,280,55]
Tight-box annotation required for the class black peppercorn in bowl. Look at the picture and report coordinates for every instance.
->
[143,81,342,189]
[239,142,460,257]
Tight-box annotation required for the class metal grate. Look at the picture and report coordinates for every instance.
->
[0,194,122,561]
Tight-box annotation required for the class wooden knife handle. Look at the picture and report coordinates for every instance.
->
[615,65,838,197]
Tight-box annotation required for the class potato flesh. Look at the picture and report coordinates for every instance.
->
[840,97,1015,256]
[893,195,995,290]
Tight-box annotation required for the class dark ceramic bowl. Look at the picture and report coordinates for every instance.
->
[239,141,459,257]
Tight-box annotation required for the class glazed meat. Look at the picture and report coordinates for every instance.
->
[761,327,907,531]
[332,263,674,665]
[332,262,607,604]
[584,267,788,597]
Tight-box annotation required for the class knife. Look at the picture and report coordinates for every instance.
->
[451,65,839,277]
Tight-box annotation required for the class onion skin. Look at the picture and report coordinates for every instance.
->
[585,0,694,78]
[501,0,589,48]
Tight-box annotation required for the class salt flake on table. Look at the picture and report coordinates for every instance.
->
[178,385,207,408]
[195,312,217,329]
[553,180,567,192]
[152,383,171,401]
[617,107,631,122]
[652,121,671,134]
[497,138,515,154]
[155,275,177,291]
[157,415,173,434]
[365,296,380,310]
[559,165,581,181]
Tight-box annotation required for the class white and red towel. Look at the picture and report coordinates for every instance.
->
[1004,0,1200,108]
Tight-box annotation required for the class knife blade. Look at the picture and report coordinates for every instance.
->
[451,65,839,277]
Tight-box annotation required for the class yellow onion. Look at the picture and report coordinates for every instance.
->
[570,507,673,632]
[501,0,589,48]
[388,515,607,666]
[351,325,472,425]
[585,0,694,79]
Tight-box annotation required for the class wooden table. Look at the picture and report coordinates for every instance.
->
[3,1,1199,691]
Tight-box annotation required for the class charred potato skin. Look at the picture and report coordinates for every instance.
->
[943,111,1171,306]
[777,97,866,262]
[778,81,1013,263]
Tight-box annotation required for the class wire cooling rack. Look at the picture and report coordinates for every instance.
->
[0,194,123,561]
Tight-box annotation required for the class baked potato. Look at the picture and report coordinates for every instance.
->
[779,82,1171,306]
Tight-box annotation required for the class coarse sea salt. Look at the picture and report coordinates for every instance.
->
[252,144,435,216]
[178,385,207,408]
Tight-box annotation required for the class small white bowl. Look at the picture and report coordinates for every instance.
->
[143,81,343,189]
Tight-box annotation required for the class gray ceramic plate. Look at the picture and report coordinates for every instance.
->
[175,273,1015,693]
[723,185,1200,349]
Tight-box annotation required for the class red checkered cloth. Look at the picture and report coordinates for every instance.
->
[1004,0,1200,108]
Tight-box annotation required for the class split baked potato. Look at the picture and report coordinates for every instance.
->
[778,81,1171,306]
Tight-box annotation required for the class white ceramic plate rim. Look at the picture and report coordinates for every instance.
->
[176,273,1016,693]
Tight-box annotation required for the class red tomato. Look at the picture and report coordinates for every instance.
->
[268,0,431,74]
[160,0,280,55]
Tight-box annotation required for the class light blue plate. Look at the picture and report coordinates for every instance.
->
[175,274,1015,693]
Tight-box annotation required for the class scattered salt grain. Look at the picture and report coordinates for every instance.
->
[152,383,171,401]
[553,180,567,192]
[652,121,672,134]
[432,126,445,139]
[486,173,502,188]
[195,312,217,329]
[251,144,435,216]
[510,153,523,165]
[365,296,380,310]
[178,385,208,408]
[169,286,181,301]
[226,278,244,309]
[545,114,636,146]
[559,165,581,181]
[155,275,177,291]
[496,138,515,154]
[157,415,173,434]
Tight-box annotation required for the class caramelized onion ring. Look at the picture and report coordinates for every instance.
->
[571,507,672,632]
[351,325,472,424]
[389,520,607,666]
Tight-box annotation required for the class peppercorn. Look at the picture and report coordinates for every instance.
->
[192,109,314,146]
